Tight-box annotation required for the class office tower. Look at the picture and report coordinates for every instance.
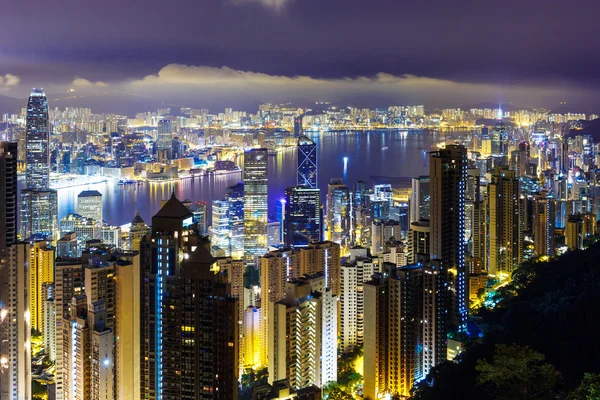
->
[226,183,244,258]
[269,274,337,389]
[28,241,55,333]
[408,219,430,264]
[371,220,402,256]
[352,180,371,246]
[284,186,322,248]
[326,179,351,247]
[77,190,103,223]
[267,221,281,247]
[430,144,468,330]
[364,260,447,399]
[140,195,239,399]
[294,115,303,137]
[244,149,269,264]
[129,212,150,251]
[43,283,56,362]
[340,257,375,353]
[299,241,341,296]
[410,176,430,223]
[20,188,58,241]
[101,225,121,248]
[533,191,556,257]
[297,135,317,188]
[190,201,208,236]
[58,232,78,258]
[211,199,231,255]
[55,260,84,400]
[0,244,32,400]
[114,252,141,400]
[26,89,50,190]
[156,119,173,160]
[0,142,17,252]
[487,167,522,276]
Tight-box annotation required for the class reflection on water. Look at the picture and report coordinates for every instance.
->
[43,130,442,226]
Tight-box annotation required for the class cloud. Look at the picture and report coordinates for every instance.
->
[232,0,293,12]
[72,77,108,87]
[129,64,574,109]
[0,73,20,87]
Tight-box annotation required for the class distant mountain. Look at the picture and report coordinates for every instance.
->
[568,118,600,140]
[0,95,24,115]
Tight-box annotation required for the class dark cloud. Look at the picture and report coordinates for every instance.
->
[1,0,599,110]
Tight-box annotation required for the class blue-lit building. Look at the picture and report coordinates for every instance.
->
[226,183,244,257]
[284,186,322,248]
[140,195,239,399]
[297,135,317,189]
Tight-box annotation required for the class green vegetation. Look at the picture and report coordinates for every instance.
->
[413,243,600,399]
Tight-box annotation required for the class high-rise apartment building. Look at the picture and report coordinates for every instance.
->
[297,135,317,188]
[284,186,322,248]
[299,241,341,296]
[0,244,32,400]
[430,144,468,330]
[340,257,375,353]
[533,191,556,257]
[25,89,50,190]
[244,149,269,264]
[0,142,18,252]
[140,195,239,399]
[326,179,351,247]
[28,241,55,333]
[129,212,150,251]
[487,167,522,276]
[77,190,103,223]
[408,219,430,264]
[364,259,447,399]
[268,274,337,390]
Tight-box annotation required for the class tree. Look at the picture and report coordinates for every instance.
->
[568,373,600,400]
[476,344,561,400]
[326,387,354,400]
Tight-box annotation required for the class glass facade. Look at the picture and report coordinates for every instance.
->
[26,89,50,190]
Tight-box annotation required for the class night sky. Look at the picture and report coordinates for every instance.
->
[1,0,600,112]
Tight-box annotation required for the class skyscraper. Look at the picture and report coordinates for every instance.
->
[28,241,55,333]
[299,241,341,296]
[487,167,522,276]
[297,135,317,188]
[0,244,32,400]
[410,176,430,223]
[533,191,556,257]
[211,199,231,255]
[77,190,103,223]
[244,149,268,264]
[156,119,173,161]
[326,179,351,247]
[226,182,245,258]
[140,195,239,399]
[363,259,447,399]
[284,186,322,248]
[21,89,58,241]
[25,89,50,191]
[268,274,337,389]
[430,144,468,330]
[0,142,18,253]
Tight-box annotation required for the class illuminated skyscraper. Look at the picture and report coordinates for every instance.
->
[0,244,32,400]
[326,179,351,247]
[430,144,467,330]
[20,189,59,241]
[129,212,150,251]
[284,186,322,248]
[487,167,522,276]
[226,183,245,258]
[299,241,341,296]
[297,135,317,188]
[211,199,231,256]
[533,191,556,257]
[28,241,55,333]
[25,89,50,190]
[0,142,18,252]
[364,259,446,399]
[243,149,268,264]
[268,274,337,389]
[77,190,103,223]
[140,195,239,399]
[156,119,173,160]
[410,176,430,223]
